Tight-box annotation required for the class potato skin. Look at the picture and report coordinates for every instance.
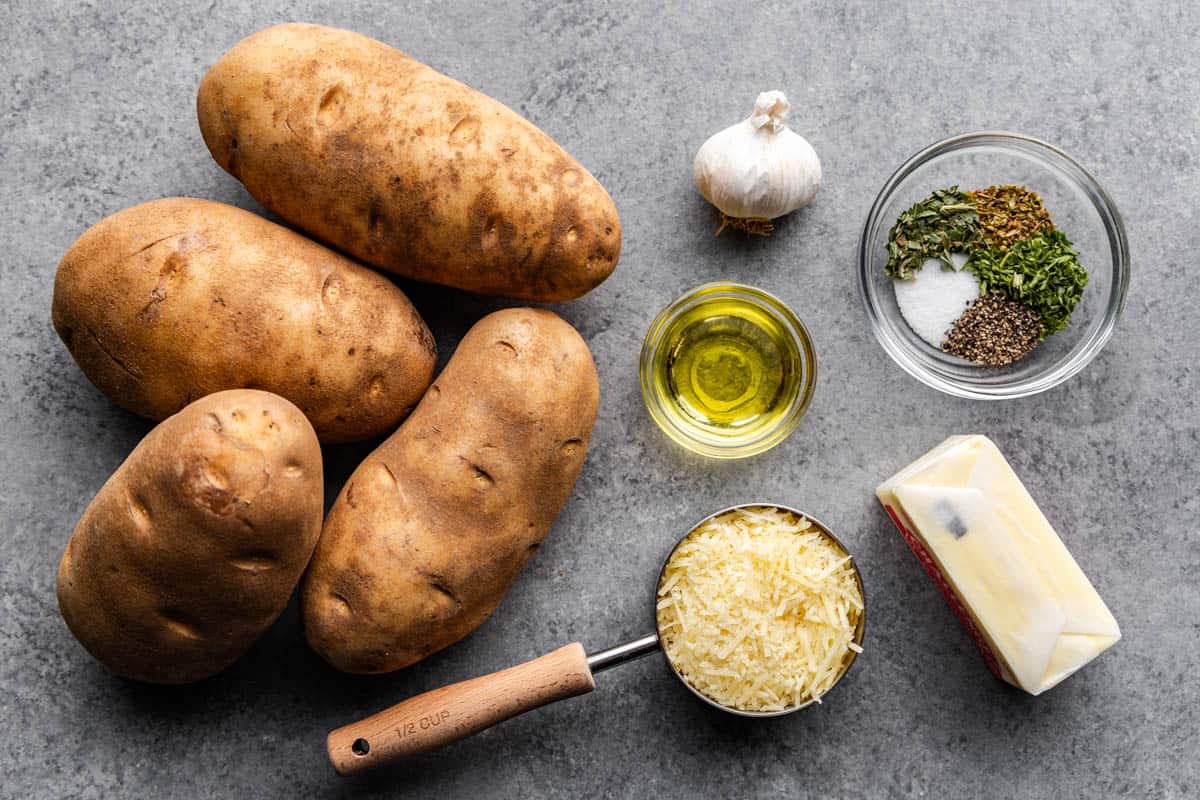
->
[197,23,621,302]
[51,197,436,444]
[302,308,599,673]
[57,390,324,684]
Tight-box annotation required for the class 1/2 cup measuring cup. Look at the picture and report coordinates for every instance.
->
[327,503,866,776]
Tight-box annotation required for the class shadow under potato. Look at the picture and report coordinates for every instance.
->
[109,590,468,728]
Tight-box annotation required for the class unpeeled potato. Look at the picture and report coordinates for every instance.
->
[302,308,599,673]
[57,390,325,684]
[197,23,621,301]
[52,197,436,443]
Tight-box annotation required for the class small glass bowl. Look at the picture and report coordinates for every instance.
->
[640,282,817,458]
[857,132,1129,399]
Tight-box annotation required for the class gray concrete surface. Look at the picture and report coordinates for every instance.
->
[2,1,1197,797]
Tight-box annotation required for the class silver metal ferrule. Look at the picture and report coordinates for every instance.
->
[586,633,660,674]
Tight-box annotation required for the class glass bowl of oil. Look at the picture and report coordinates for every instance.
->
[640,283,816,458]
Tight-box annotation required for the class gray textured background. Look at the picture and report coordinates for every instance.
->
[2,1,1197,798]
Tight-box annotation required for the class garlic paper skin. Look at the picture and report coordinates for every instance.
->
[693,91,821,221]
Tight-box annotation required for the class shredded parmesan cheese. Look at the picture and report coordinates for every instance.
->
[656,506,863,712]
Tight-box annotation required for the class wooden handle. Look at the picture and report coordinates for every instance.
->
[327,643,595,776]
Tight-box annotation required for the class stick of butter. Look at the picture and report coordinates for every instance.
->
[876,435,1120,695]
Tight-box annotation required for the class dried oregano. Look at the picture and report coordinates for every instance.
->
[968,184,1055,250]
[885,187,983,280]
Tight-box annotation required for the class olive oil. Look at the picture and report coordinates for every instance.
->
[649,294,807,444]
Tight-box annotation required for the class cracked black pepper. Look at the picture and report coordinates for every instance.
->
[942,293,1042,367]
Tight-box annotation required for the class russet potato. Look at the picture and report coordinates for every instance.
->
[52,197,436,443]
[197,23,621,301]
[57,390,324,684]
[302,308,599,673]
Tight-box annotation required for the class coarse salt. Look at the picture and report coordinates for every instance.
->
[893,253,980,347]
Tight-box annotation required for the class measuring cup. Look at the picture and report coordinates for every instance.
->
[326,503,866,776]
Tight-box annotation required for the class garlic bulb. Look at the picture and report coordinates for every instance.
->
[693,91,821,230]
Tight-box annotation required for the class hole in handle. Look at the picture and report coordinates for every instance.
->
[352,738,370,757]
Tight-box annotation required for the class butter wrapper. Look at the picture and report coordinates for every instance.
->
[876,435,1120,695]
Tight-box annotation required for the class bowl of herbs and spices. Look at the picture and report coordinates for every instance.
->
[857,132,1129,400]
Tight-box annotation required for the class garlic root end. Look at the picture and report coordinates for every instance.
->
[715,213,774,237]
